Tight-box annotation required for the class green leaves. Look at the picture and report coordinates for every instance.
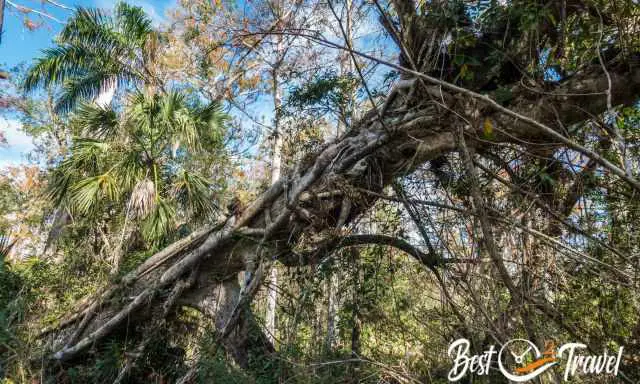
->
[142,199,176,245]
[69,173,119,214]
[48,138,113,210]
[125,90,226,154]
[24,45,109,92]
[64,139,111,171]
[287,72,358,115]
[493,86,513,106]
[58,7,111,45]
[23,3,155,112]
[0,235,15,262]
[114,150,147,191]
[48,88,228,248]
[194,101,227,148]
[173,170,216,219]
[73,102,119,138]
[113,2,153,46]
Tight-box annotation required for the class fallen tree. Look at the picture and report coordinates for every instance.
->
[30,1,640,381]
[42,56,640,362]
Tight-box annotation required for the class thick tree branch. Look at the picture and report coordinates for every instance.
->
[44,39,640,366]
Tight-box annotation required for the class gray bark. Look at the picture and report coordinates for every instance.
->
[45,62,640,366]
[266,26,285,347]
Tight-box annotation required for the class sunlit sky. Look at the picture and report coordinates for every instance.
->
[0,0,392,169]
[0,0,174,168]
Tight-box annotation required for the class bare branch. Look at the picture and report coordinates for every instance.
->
[6,0,62,23]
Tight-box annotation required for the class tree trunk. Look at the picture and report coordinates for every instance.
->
[266,34,284,346]
[179,273,274,369]
[44,62,640,367]
[325,270,339,351]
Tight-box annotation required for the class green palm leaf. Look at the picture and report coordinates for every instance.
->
[196,102,227,147]
[58,7,112,45]
[142,199,175,245]
[72,101,119,138]
[23,3,154,112]
[0,235,15,261]
[63,138,111,172]
[114,149,147,191]
[48,168,75,207]
[173,170,216,218]
[113,2,153,45]
[70,173,119,214]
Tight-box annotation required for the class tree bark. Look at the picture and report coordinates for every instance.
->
[266,30,285,347]
[45,61,640,367]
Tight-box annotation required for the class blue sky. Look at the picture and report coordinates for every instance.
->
[0,0,172,65]
[0,0,393,168]
[0,0,174,168]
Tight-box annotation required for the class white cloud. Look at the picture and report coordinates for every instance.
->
[0,119,35,168]
[1,119,32,149]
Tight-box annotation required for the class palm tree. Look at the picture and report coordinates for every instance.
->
[49,90,228,271]
[24,3,230,271]
[23,2,160,112]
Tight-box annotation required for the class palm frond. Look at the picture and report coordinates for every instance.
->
[72,101,119,138]
[172,170,216,218]
[58,7,111,45]
[56,78,100,114]
[48,168,75,207]
[0,234,15,261]
[24,45,96,92]
[54,67,142,113]
[24,4,150,110]
[114,149,147,190]
[127,91,159,136]
[160,91,184,122]
[173,108,199,151]
[114,2,153,45]
[196,101,227,148]
[142,199,175,245]
[70,173,119,214]
[63,138,111,172]
[56,73,110,113]
[24,44,127,93]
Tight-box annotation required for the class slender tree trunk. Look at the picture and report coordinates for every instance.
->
[266,43,284,346]
[325,0,355,353]
[325,271,339,351]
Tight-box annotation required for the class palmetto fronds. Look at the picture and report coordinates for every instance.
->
[173,170,217,219]
[126,90,227,152]
[23,3,156,112]
[70,173,119,214]
[73,102,119,138]
[49,90,228,244]
[141,199,176,245]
